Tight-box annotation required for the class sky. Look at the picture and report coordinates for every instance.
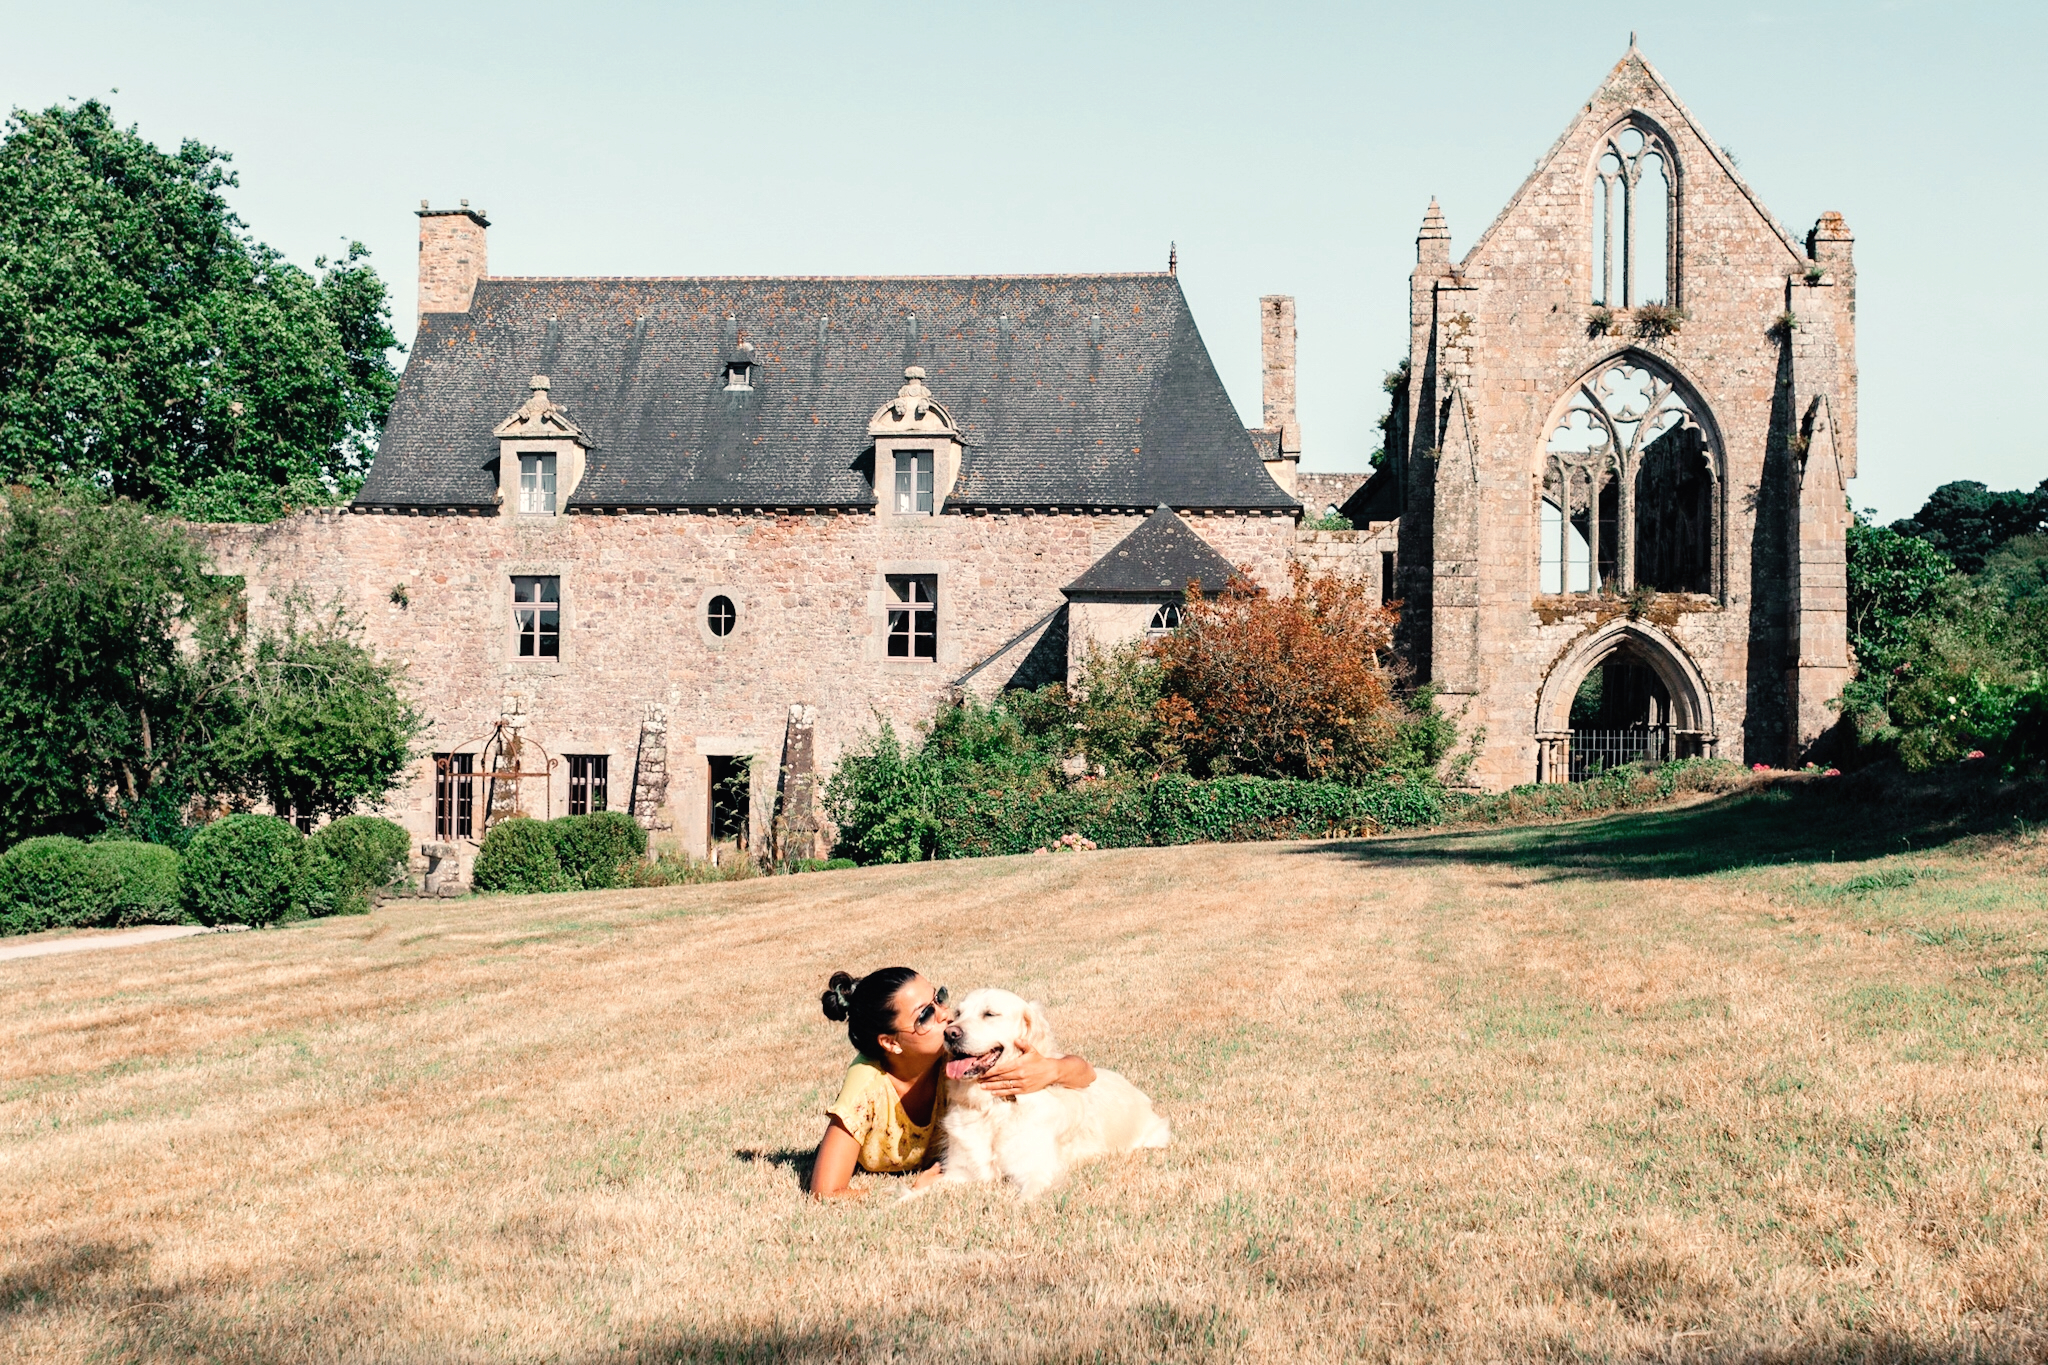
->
[5,0,2042,522]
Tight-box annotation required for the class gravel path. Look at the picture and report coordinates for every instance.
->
[0,924,218,962]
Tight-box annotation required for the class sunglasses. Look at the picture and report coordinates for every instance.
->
[907,985,950,1033]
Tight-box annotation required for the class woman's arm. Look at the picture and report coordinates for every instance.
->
[808,1117,863,1198]
[978,1045,1095,1098]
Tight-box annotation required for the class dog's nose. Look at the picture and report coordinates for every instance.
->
[943,1024,963,1045]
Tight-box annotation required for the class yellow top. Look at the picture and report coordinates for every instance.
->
[826,1057,946,1173]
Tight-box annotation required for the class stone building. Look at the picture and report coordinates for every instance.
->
[208,39,1859,868]
[1384,40,1855,786]
[208,222,1303,868]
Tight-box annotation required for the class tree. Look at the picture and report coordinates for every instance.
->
[208,597,427,824]
[1846,517,1955,674]
[0,99,399,520]
[1152,563,1407,783]
[0,489,238,845]
[1889,479,2047,575]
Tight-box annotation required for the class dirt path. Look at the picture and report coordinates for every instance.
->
[0,924,215,962]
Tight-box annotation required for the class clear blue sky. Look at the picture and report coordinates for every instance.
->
[7,0,2041,521]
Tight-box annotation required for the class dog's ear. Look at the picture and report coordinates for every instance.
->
[1019,1000,1060,1056]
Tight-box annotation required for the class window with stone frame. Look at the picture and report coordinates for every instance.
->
[893,450,934,514]
[1146,603,1183,638]
[706,594,737,638]
[513,575,561,657]
[1540,360,1717,597]
[1590,122,1676,307]
[434,752,475,839]
[518,453,558,514]
[567,754,608,815]
[885,574,937,659]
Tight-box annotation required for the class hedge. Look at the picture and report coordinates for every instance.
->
[94,840,186,925]
[930,772,1445,860]
[472,816,568,894]
[180,813,351,927]
[0,836,124,934]
[1446,758,1751,827]
[310,816,411,899]
[552,810,647,889]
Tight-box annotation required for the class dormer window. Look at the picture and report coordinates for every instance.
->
[894,450,934,515]
[519,453,558,514]
[724,341,757,392]
[493,376,587,519]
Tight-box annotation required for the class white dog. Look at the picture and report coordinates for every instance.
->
[933,988,1170,1200]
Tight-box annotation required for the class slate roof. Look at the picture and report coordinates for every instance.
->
[356,274,1297,513]
[1339,466,1401,524]
[1062,506,1244,600]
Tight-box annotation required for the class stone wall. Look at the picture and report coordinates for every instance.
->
[204,507,1295,871]
[1296,473,1372,519]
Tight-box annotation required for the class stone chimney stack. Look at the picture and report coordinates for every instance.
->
[417,200,490,316]
[1260,294,1301,460]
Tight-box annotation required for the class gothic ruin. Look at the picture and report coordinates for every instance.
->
[1383,40,1855,787]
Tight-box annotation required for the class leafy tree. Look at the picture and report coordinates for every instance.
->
[1846,517,1955,674]
[0,489,238,846]
[208,596,426,824]
[1889,479,2047,575]
[1153,563,1406,783]
[0,99,399,519]
[1979,533,2048,606]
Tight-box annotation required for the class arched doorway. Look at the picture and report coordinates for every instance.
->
[1534,621,1715,783]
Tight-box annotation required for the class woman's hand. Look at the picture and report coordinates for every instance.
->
[978,1044,1095,1098]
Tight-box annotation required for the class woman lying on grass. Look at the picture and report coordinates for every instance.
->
[809,966,1095,1198]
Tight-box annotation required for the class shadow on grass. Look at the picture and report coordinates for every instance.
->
[1319,768,2048,884]
[734,1147,814,1190]
[2,1241,141,1319]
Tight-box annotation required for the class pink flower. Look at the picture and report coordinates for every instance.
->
[1752,763,1772,772]
[1965,750,1986,760]
[1823,768,1841,777]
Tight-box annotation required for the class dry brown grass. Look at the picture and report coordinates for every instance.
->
[4,781,2047,1363]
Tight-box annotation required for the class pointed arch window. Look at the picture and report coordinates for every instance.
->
[1540,359,1718,598]
[1591,123,1676,307]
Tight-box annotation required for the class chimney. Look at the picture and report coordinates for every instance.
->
[1259,295,1301,496]
[1260,295,1300,457]
[417,199,490,316]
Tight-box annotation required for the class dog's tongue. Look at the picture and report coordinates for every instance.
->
[945,1057,977,1080]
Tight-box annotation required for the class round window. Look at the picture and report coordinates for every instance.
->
[707,594,737,637]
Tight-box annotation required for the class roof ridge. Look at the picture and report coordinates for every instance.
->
[477,271,1176,284]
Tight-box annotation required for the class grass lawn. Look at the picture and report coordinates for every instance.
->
[4,775,2046,1362]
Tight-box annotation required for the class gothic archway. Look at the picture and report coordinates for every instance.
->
[1536,351,1724,600]
[1534,620,1716,782]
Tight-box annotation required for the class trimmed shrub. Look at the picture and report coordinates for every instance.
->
[552,810,647,890]
[0,836,121,935]
[472,816,567,894]
[181,814,318,927]
[92,841,186,925]
[310,816,411,897]
[1448,758,1752,827]
[930,771,1444,861]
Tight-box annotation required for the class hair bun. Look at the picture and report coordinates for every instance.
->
[820,970,855,1022]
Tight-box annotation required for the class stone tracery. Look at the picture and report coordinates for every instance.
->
[1541,358,1718,597]
[1590,122,1675,307]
